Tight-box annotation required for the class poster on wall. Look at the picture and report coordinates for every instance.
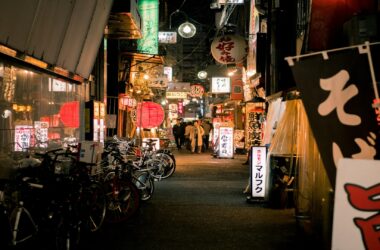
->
[34,121,49,147]
[218,126,234,158]
[332,158,380,250]
[15,125,33,151]
[250,146,267,198]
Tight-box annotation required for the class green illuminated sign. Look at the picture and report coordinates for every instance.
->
[137,0,159,55]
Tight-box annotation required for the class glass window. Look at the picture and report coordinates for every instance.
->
[0,61,85,153]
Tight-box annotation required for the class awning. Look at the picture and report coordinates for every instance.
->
[0,0,113,80]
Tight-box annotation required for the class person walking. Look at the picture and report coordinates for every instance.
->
[172,118,182,150]
[179,119,186,149]
[189,120,204,154]
[201,120,212,151]
[184,121,193,151]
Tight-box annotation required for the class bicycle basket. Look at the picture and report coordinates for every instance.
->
[54,155,75,175]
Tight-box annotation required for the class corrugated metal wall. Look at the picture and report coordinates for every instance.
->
[0,0,113,79]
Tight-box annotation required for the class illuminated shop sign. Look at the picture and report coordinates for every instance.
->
[189,84,204,98]
[158,32,177,44]
[168,103,178,120]
[166,92,188,99]
[211,77,231,93]
[250,146,267,198]
[218,126,234,158]
[137,0,159,54]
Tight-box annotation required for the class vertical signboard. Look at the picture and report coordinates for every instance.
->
[218,126,234,158]
[137,0,159,54]
[245,102,265,149]
[250,146,267,198]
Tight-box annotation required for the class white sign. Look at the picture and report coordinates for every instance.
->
[50,78,67,92]
[218,127,234,158]
[211,77,231,93]
[164,66,173,81]
[158,31,177,44]
[166,92,188,99]
[79,141,101,164]
[168,103,178,120]
[250,146,267,198]
[332,159,380,250]
[15,125,33,151]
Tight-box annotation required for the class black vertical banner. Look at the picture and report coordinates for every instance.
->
[288,44,380,186]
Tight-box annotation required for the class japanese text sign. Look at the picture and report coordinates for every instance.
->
[211,77,231,93]
[332,158,380,250]
[250,146,267,198]
[218,127,234,158]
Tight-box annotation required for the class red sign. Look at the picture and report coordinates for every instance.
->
[178,101,184,114]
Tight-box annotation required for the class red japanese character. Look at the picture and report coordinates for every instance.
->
[345,183,380,211]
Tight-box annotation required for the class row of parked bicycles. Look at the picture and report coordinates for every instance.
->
[0,136,176,250]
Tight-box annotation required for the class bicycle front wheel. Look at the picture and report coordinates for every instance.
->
[104,178,140,223]
[132,171,154,201]
[81,181,106,232]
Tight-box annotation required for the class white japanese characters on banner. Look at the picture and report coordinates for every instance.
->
[15,125,33,151]
[250,146,267,198]
[287,42,380,186]
[332,159,380,250]
[218,127,234,158]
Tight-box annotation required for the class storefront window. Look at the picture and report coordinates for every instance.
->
[0,61,85,152]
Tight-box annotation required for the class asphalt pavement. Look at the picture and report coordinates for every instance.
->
[77,148,317,250]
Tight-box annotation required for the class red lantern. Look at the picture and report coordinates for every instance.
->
[211,35,247,64]
[136,102,165,129]
[59,101,80,128]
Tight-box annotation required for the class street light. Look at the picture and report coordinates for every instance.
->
[169,10,196,39]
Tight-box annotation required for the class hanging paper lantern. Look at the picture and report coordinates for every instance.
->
[136,102,165,129]
[59,101,79,128]
[211,35,247,64]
